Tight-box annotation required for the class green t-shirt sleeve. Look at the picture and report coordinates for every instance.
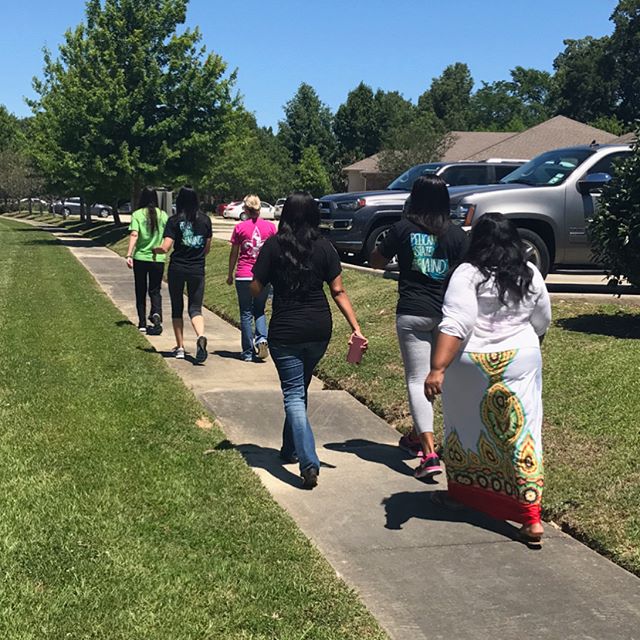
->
[129,211,142,232]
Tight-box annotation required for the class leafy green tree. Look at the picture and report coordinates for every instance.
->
[418,63,473,130]
[334,82,379,160]
[294,146,331,197]
[551,36,617,124]
[378,110,452,177]
[278,83,336,168]
[29,0,235,222]
[0,106,25,153]
[469,81,528,131]
[609,0,640,125]
[589,115,627,135]
[203,109,293,203]
[509,66,553,125]
[588,126,640,286]
[0,149,44,209]
[373,90,415,144]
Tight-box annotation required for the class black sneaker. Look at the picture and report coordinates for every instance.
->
[301,466,319,490]
[195,335,208,363]
[149,312,162,335]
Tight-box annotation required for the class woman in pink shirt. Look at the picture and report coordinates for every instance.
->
[227,194,277,361]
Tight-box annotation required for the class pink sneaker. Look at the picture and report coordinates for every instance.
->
[399,433,423,458]
[415,452,442,479]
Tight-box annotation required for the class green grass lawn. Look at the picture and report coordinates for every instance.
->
[6,212,640,576]
[0,217,386,639]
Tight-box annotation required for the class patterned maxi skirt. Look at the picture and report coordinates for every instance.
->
[441,347,544,525]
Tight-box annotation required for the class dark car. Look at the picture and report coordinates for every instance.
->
[319,160,524,261]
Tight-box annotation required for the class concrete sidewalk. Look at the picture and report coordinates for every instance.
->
[11,217,640,640]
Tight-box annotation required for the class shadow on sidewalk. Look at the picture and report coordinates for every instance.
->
[324,438,422,479]
[382,490,523,542]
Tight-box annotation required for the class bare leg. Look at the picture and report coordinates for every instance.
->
[173,318,184,349]
[418,431,437,456]
[191,314,205,338]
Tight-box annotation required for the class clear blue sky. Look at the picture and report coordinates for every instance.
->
[0,0,618,129]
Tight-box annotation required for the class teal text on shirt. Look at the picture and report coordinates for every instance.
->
[410,232,449,280]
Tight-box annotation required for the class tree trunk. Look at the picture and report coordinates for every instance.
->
[28,198,32,215]
[112,197,122,226]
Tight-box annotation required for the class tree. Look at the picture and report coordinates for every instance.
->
[609,0,640,125]
[0,149,44,208]
[30,0,236,223]
[509,66,553,125]
[378,111,452,177]
[373,90,415,141]
[294,146,331,197]
[551,36,617,124]
[588,125,640,286]
[0,106,25,153]
[334,82,379,160]
[418,63,473,130]
[278,83,336,168]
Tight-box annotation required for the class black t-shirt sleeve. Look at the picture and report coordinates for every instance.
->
[449,225,470,263]
[378,223,401,260]
[252,237,274,285]
[164,216,177,239]
[324,241,342,283]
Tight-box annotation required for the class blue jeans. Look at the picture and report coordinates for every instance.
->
[270,340,329,473]
[236,280,270,361]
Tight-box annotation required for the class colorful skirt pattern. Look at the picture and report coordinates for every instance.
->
[442,348,544,525]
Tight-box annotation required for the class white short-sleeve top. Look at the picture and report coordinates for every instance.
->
[439,262,552,353]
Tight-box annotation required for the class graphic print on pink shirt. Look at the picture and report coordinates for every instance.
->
[230,218,277,280]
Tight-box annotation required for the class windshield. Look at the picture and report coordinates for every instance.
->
[387,163,442,190]
[500,148,595,186]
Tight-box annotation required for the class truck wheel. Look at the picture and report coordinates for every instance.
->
[98,208,110,218]
[364,224,396,268]
[518,228,550,278]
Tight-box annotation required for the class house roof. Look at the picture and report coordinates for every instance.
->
[613,130,637,144]
[441,131,515,162]
[463,116,617,161]
[343,153,382,173]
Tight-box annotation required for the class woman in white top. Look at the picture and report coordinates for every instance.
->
[425,213,552,545]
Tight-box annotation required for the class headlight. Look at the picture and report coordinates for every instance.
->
[450,203,476,225]
[337,198,366,211]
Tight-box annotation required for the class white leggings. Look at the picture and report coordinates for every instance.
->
[396,314,440,435]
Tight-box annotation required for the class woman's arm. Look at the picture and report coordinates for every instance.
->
[152,237,174,255]
[227,244,239,285]
[329,275,367,344]
[424,333,463,401]
[369,248,389,270]
[125,231,138,269]
[204,238,212,256]
[249,278,264,297]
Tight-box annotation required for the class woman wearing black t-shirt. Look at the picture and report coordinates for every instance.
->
[251,192,367,490]
[153,186,212,363]
[371,175,468,480]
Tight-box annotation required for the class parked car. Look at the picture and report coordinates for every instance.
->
[447,144,632,276]
[223,200,275,220]
[319,160,525,262]
[52,197,113,218]
[273,198,286,219]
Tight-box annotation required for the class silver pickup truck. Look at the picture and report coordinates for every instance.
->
[448,144,632,276]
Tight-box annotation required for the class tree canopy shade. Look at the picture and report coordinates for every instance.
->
[29,0,236,213]
[294,145,332,197]
[419,63,473,130]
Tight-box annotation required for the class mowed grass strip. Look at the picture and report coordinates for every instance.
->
[0,219,386,640]
[8,214,640,576]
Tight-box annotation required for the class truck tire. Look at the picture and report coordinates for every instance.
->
[518,228,550,278]
[98,208,110,218]
[364,224,396,268]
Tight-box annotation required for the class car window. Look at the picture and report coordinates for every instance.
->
[587,152,631,178]
[441,165,489,186]
[494,165,520,181]
[387,163,443,190]
[501,148,594,186]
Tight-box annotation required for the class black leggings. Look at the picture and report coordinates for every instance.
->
[168,269,205,319]
[133,259,165,327]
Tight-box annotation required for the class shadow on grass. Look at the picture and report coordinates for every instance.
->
[556,313,640,339]
[381,490,527,544]
[324,438,424,480]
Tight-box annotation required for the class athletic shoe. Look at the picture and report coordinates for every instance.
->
[195,335,208,363]
[149,313,162,335]
[415,452,443,479]
[301,466,319,490]
[138,326,147,334]
[399,433,423,458]
[254,340,269,360]
[174,347,185,359]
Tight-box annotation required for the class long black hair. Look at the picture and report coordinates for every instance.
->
[137,187,159,234]
[406,175,450,236]
[175,186,199,223]
[464,212,533,305]
[277,192,321,292]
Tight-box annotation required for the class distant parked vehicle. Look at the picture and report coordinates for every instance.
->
[223,200,275,220]
[273,198,286,219]
[215,203,227,216]
[52,197,113,219]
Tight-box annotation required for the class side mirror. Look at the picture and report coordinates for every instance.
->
[578,172,612,195]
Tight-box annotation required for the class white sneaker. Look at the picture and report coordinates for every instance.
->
[174,347,185,359]
[254,340,269,360]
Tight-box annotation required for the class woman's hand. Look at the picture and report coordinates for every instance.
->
[349,330,368,350]
[424,368,445,402]
[126,256,133,269]
[226,275,233,286]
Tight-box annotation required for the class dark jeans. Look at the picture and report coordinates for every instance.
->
[270,340,329,473]
[167,269,205,319]
[235,280,270,361]
[133,259,165,327]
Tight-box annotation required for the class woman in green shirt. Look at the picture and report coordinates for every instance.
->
[125,187,169,334]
